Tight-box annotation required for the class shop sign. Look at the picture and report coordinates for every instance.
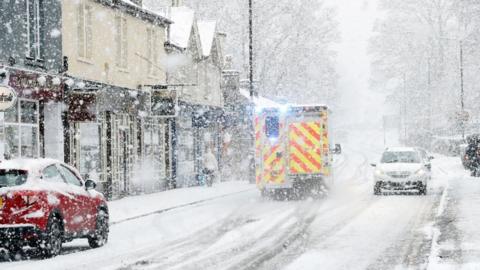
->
[0,85,17,111]
[151,89,178,117]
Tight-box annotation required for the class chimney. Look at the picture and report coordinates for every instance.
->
[172,0,183,7]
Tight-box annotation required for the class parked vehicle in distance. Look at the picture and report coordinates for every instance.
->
[462,134,480,173]
[0,159,108,258]
[371,147,433,196]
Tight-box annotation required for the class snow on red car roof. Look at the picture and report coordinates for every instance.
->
[0,158,60,174]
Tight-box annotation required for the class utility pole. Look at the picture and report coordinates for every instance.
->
[427,56,432,134]
[459,40,466,140]
[403,73,408,144]
[248,0,254,98]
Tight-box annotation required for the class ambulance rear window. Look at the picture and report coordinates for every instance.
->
[265,116,279,138]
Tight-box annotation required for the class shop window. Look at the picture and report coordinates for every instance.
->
[20,101,37,124]
[5,105,18,123]
[4,99,39,159]
[5,126,19,159]
[20,126,38,157]
[78,122,101,180]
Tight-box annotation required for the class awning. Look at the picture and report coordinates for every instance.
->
[66,81,149,121]
[8,70,63,102]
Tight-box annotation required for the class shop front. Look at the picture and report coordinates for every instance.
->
[175,102,223,187]
[0,69,63,161]
[66,83,172,199]
[66,85,140,198]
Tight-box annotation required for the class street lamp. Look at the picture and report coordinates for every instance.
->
[441,37,473,139]
[248,0,254,98]
[441,36,472,140]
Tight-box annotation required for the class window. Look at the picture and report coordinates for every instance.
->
[381,151,421,164]
[58,165,82,186]
[147,27,158,76]
[77,1,93,59]
[26,0,44,60]
[0,170,28,188]
[115,15,128,69]
[4,100,39,159]
[43,165,64,184]
[20,101,37,124]
[265,116,280,139]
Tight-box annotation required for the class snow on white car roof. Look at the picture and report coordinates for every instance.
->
[0,158,60,173]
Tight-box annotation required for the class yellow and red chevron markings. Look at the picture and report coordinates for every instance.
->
[254,117,263,185]
[263,122,286,184]
[289,122,323,174]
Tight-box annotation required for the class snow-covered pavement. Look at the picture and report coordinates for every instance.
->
[2,143,480,270]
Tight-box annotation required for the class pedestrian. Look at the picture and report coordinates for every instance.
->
[466,135,480,176]
[203,148,218,187]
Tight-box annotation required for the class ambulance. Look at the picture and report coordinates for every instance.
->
[254,104,340,198]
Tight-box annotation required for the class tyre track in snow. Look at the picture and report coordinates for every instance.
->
[110,188,255,226]
[222,149,375,270]
[253,195,380,270]
[167,202,322,270]
[113,202,306,270]
[253,148,380,269]
[77,194,265,270]
[122,148,368,269]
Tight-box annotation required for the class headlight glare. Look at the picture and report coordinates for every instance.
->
[416,169,425,176]
[374,169,384,177]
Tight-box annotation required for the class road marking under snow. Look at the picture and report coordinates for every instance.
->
[110,188,256,226]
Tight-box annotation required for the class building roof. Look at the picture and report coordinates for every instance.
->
[197,21,217,57]
[169,6,196,49]
[97,0,172,26]
[239,88,280,108]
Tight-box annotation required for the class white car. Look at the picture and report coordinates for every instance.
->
[371,147,433,195]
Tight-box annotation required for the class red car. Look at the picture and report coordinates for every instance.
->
[0,159,109,258]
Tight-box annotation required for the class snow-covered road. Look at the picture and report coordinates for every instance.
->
[1,139,475,270]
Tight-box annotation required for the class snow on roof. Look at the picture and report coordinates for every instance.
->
[120,0,138,7]
[239,88,329,110]
[239,88,281,108]
[385,147,418,152]
[292,103,329,109]
[169,6,195,49]
[119,0,171,24]
[197,21,217,57]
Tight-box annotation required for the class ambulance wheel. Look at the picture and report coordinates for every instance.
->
[274,189,288,200]
[260,188,268,198]
[373,182,382,196]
